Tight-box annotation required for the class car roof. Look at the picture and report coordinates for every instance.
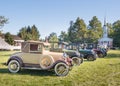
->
[23,40,50,46]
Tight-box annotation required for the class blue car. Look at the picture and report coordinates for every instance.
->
[78,49,97,61]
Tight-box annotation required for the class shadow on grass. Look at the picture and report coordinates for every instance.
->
[83,60,96,62]
[0,54,12,57]
[108,63,120,66]
[0,68,55,77]
[105,53,120,59]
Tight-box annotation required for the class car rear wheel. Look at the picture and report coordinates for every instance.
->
[54,62,69,76]
[87,55,95,61]
[98,53,104,58]
[72,57,81,66]
[8,60,21,73]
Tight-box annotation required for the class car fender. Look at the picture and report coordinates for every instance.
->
[7,56,23,66]
[86,54,94,58]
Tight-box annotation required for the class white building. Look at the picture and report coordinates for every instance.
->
[0,35,24,50]
[98,18,113,48]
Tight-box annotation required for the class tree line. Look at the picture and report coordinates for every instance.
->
[59,16,120,47]
[17,25,40,41]
[1,15,120,47]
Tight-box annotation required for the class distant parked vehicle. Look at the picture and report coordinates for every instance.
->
[63,49,84,65]
[78,49,97,61]
[7,41,73,76]
[93,48,107,58]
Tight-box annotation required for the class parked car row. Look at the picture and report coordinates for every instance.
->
[64,47,108,62]
[6,41,108,76]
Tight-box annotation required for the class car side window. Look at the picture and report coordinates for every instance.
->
[38,44,42,52]
[30,44,38,51]
[30,44,42,53]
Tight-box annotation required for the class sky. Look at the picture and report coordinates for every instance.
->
[0,0,120,39]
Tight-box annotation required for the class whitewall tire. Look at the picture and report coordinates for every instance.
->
[72,57,81,66]
[54,62,69,76]
[8,60,21,73]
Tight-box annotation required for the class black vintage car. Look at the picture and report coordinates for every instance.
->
[78,49,97,61]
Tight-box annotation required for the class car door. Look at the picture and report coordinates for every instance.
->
[21,53,43,64]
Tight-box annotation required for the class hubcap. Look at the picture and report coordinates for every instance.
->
[88,56,94,61]
[55,63,69,76]
[8,60,20,73]
[99,54,103,57]
[73,59,79,65]
[57,65,67,75]
[10,63,18,71]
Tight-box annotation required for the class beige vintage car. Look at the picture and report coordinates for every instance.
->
[7,41,74,76]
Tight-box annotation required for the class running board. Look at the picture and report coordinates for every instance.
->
[22,67,42,70]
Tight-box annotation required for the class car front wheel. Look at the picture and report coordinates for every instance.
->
[98,53,104,58]
[72,57,81,66]
[8,60,21,73]
[54,62,69,76]
[87,55,95,61]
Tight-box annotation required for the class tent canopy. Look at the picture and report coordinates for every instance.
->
[0,37,13,50]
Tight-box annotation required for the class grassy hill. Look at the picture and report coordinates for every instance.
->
[0,50,120,86]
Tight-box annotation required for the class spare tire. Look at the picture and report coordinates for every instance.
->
[39,55,54,69]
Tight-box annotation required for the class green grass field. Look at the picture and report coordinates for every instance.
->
[0,50,120,86]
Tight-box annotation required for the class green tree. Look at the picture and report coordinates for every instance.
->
[18,27,28,40]
[48,32,58,48]
[59,31,69,42]
[0,16,8,29]
[74,17,87,43]
[112,20,120,47]
[31,25,40,40]
[49,32,58,43]
[5,32,14,45]
[0,16,8,35]
[26,26,32,40]
[18,25,40,41]
[86,30,95,43]
[68,21,77,43]
[88,16,103,43]
[107,23,114,38]
[68,18,87,43]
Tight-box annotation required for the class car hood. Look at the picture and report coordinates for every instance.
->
[79,49,91,53]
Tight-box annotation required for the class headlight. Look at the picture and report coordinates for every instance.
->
[63,52,68,58]
[91,50,95,54]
